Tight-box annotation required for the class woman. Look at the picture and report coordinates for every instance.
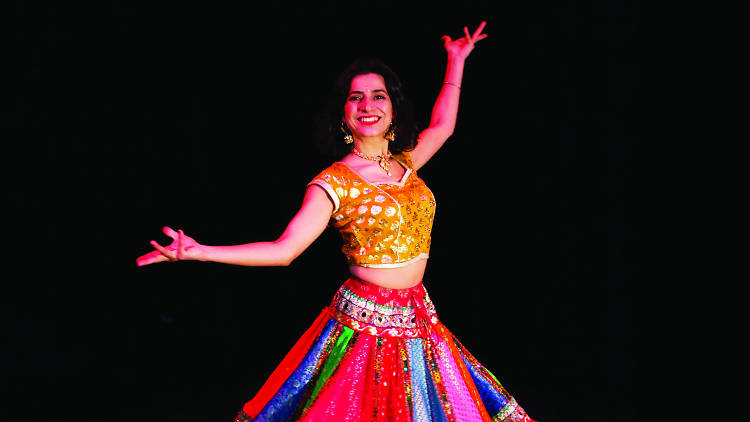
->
[137,22,537,422]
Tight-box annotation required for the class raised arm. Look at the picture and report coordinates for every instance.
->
[136,185,333,267]
[410,22,487,170]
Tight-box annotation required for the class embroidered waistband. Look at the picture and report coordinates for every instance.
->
[329,278,438,338]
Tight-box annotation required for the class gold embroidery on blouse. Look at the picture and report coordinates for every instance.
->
[307,152,435,268]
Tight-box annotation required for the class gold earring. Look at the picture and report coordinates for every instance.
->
[385,123,396,142]
[341,122,354,144]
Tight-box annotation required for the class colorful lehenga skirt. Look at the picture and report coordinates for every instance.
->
[235,278,535,422]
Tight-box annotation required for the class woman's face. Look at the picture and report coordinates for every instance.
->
[343,73,394,141]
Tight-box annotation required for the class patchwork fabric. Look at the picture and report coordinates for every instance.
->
[236,279,536,422]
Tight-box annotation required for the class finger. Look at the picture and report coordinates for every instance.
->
[441,35,452,46]
[137,249,167,266]
[137,250,169,266]
[177,229,184,260]
[475,34,489,43]
[464,26,473,44]
[162,226,179,239]
[472,21,487,41]
[150,240,176,261]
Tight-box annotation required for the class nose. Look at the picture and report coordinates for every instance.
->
[358,96,373,111]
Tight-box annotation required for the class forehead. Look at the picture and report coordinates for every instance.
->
[349,73,387,92]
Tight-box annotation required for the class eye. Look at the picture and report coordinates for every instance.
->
[375,94,387,100]
[348,95,362,102]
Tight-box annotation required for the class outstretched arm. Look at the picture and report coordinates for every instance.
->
[410,21,487,170]
[136,185,333,267]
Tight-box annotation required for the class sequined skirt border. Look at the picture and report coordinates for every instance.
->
[235,278,536,422]
[329,278,438,338]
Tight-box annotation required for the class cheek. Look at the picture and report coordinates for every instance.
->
[343,103,357,121]
[383,102,394,119]
[383,107,394,125]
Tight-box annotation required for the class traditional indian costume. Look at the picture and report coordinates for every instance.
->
[235,152,535,422]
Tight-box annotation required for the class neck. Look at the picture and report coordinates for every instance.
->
[353,136,389,157]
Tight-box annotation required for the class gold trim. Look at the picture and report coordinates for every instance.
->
[353,254,429,268]
[307,180,340,213]
[335,161,411,187]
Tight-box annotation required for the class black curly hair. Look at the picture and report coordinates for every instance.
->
[314,59,420,158]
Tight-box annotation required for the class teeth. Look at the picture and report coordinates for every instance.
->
[359,116,379,122]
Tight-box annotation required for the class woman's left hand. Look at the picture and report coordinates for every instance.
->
[442,21,488,60]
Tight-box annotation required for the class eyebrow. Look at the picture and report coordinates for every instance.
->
[349,89,388,95]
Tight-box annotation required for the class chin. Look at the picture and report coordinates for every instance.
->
[355,128,387,139]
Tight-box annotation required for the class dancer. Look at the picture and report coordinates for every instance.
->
[138,21,537,422]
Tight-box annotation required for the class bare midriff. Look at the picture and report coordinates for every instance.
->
[348,259,427,289]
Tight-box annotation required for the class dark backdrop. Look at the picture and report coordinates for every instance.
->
[5,1,640,421]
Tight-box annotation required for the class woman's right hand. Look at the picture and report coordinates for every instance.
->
[136,226,203,266]
[441,21,488,61]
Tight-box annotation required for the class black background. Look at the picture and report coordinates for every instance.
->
[4,1,640,421]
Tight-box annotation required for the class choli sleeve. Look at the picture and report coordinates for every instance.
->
[307,164,347,214]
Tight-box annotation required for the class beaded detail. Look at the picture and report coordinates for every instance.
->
[494,398,533,422]
[330,279,438,338]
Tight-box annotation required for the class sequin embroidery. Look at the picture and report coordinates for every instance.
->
[330,278,438,338]
[308,151,435,268]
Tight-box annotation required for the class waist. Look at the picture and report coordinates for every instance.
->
[348,258,427,289]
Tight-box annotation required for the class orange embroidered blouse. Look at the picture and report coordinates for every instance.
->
[308,152,436,268]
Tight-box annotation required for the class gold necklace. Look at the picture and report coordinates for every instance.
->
[352,147,392,176]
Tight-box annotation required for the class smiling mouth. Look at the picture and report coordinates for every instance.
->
[357,116,381,125]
